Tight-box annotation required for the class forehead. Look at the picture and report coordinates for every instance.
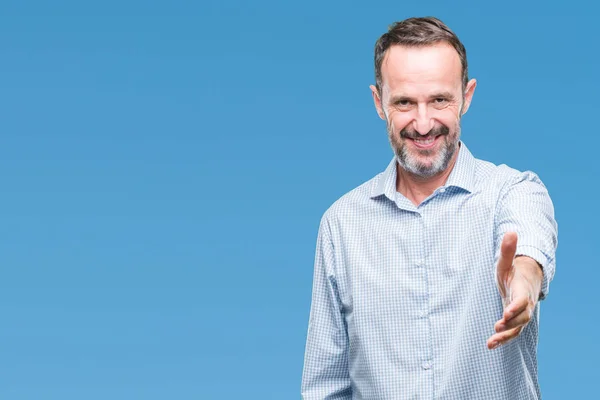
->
[380,43,463,95]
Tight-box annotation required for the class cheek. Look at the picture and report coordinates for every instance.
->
[388,112,412,132]
[434,113,460,132]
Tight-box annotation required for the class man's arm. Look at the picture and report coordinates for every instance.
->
[495,170,558,300]
[488,171,558,349]
[301,216,352,400]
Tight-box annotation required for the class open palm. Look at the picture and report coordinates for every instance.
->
[488,232,540,349]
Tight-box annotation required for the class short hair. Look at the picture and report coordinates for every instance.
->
[374,17,469,93]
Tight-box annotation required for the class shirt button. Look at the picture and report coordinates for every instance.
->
[422,362,432,370]
[440,188,446,193]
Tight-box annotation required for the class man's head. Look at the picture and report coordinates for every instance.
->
[370,17,477,179]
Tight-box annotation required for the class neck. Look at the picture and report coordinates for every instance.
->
[396,146,460,206]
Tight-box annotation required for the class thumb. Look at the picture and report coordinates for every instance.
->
[497,232,518,296]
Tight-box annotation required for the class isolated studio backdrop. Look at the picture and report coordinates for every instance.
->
[0,1,598,399]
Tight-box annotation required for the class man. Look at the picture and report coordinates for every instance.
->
[301,17,557,400]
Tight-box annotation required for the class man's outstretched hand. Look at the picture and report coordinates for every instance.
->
[487,232,543,350]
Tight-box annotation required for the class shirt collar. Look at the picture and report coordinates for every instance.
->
[370,141,476,200]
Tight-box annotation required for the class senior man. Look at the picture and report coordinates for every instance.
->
[301,17,558,399]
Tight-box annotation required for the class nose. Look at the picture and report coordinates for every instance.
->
[412,103,435,135]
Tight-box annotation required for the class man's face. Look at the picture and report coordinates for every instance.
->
[371,43,476,178]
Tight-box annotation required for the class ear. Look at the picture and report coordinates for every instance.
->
[460,78,477,116]
[370,84,386,120]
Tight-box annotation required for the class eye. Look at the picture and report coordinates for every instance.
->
[432,98,450,109]
[394,99,413,107]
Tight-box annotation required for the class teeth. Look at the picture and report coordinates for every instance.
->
[414,137,434,144]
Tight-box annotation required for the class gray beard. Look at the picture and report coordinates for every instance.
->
[393,135,458,179]
[382,105,462,179]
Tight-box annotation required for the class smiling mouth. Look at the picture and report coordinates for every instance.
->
[414,137,435,145]
[409,135,440,149]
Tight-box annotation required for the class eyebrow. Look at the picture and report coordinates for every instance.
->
[390,91,457,103]
[430,91,456,100]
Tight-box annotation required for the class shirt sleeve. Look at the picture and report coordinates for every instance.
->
[301,215,352,399]
[494,170,558,300]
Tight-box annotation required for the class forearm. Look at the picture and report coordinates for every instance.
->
[513,255,543,301]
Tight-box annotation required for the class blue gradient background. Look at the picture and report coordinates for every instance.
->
[0,1,597,398]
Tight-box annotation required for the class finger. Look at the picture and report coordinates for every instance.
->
[497,232,518,285]
[494,294,531,333]
[495,307,533,332]
[502,294,530,322]
[487,326,522,350]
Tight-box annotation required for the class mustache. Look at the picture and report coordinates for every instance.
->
[399,124,450,140]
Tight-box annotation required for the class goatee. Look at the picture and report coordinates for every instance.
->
[388,123,459,179]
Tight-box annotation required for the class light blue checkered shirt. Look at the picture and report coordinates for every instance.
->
[301,142,558,399]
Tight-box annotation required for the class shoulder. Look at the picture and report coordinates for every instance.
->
[471,156,545,195]
[318,170,384,229]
